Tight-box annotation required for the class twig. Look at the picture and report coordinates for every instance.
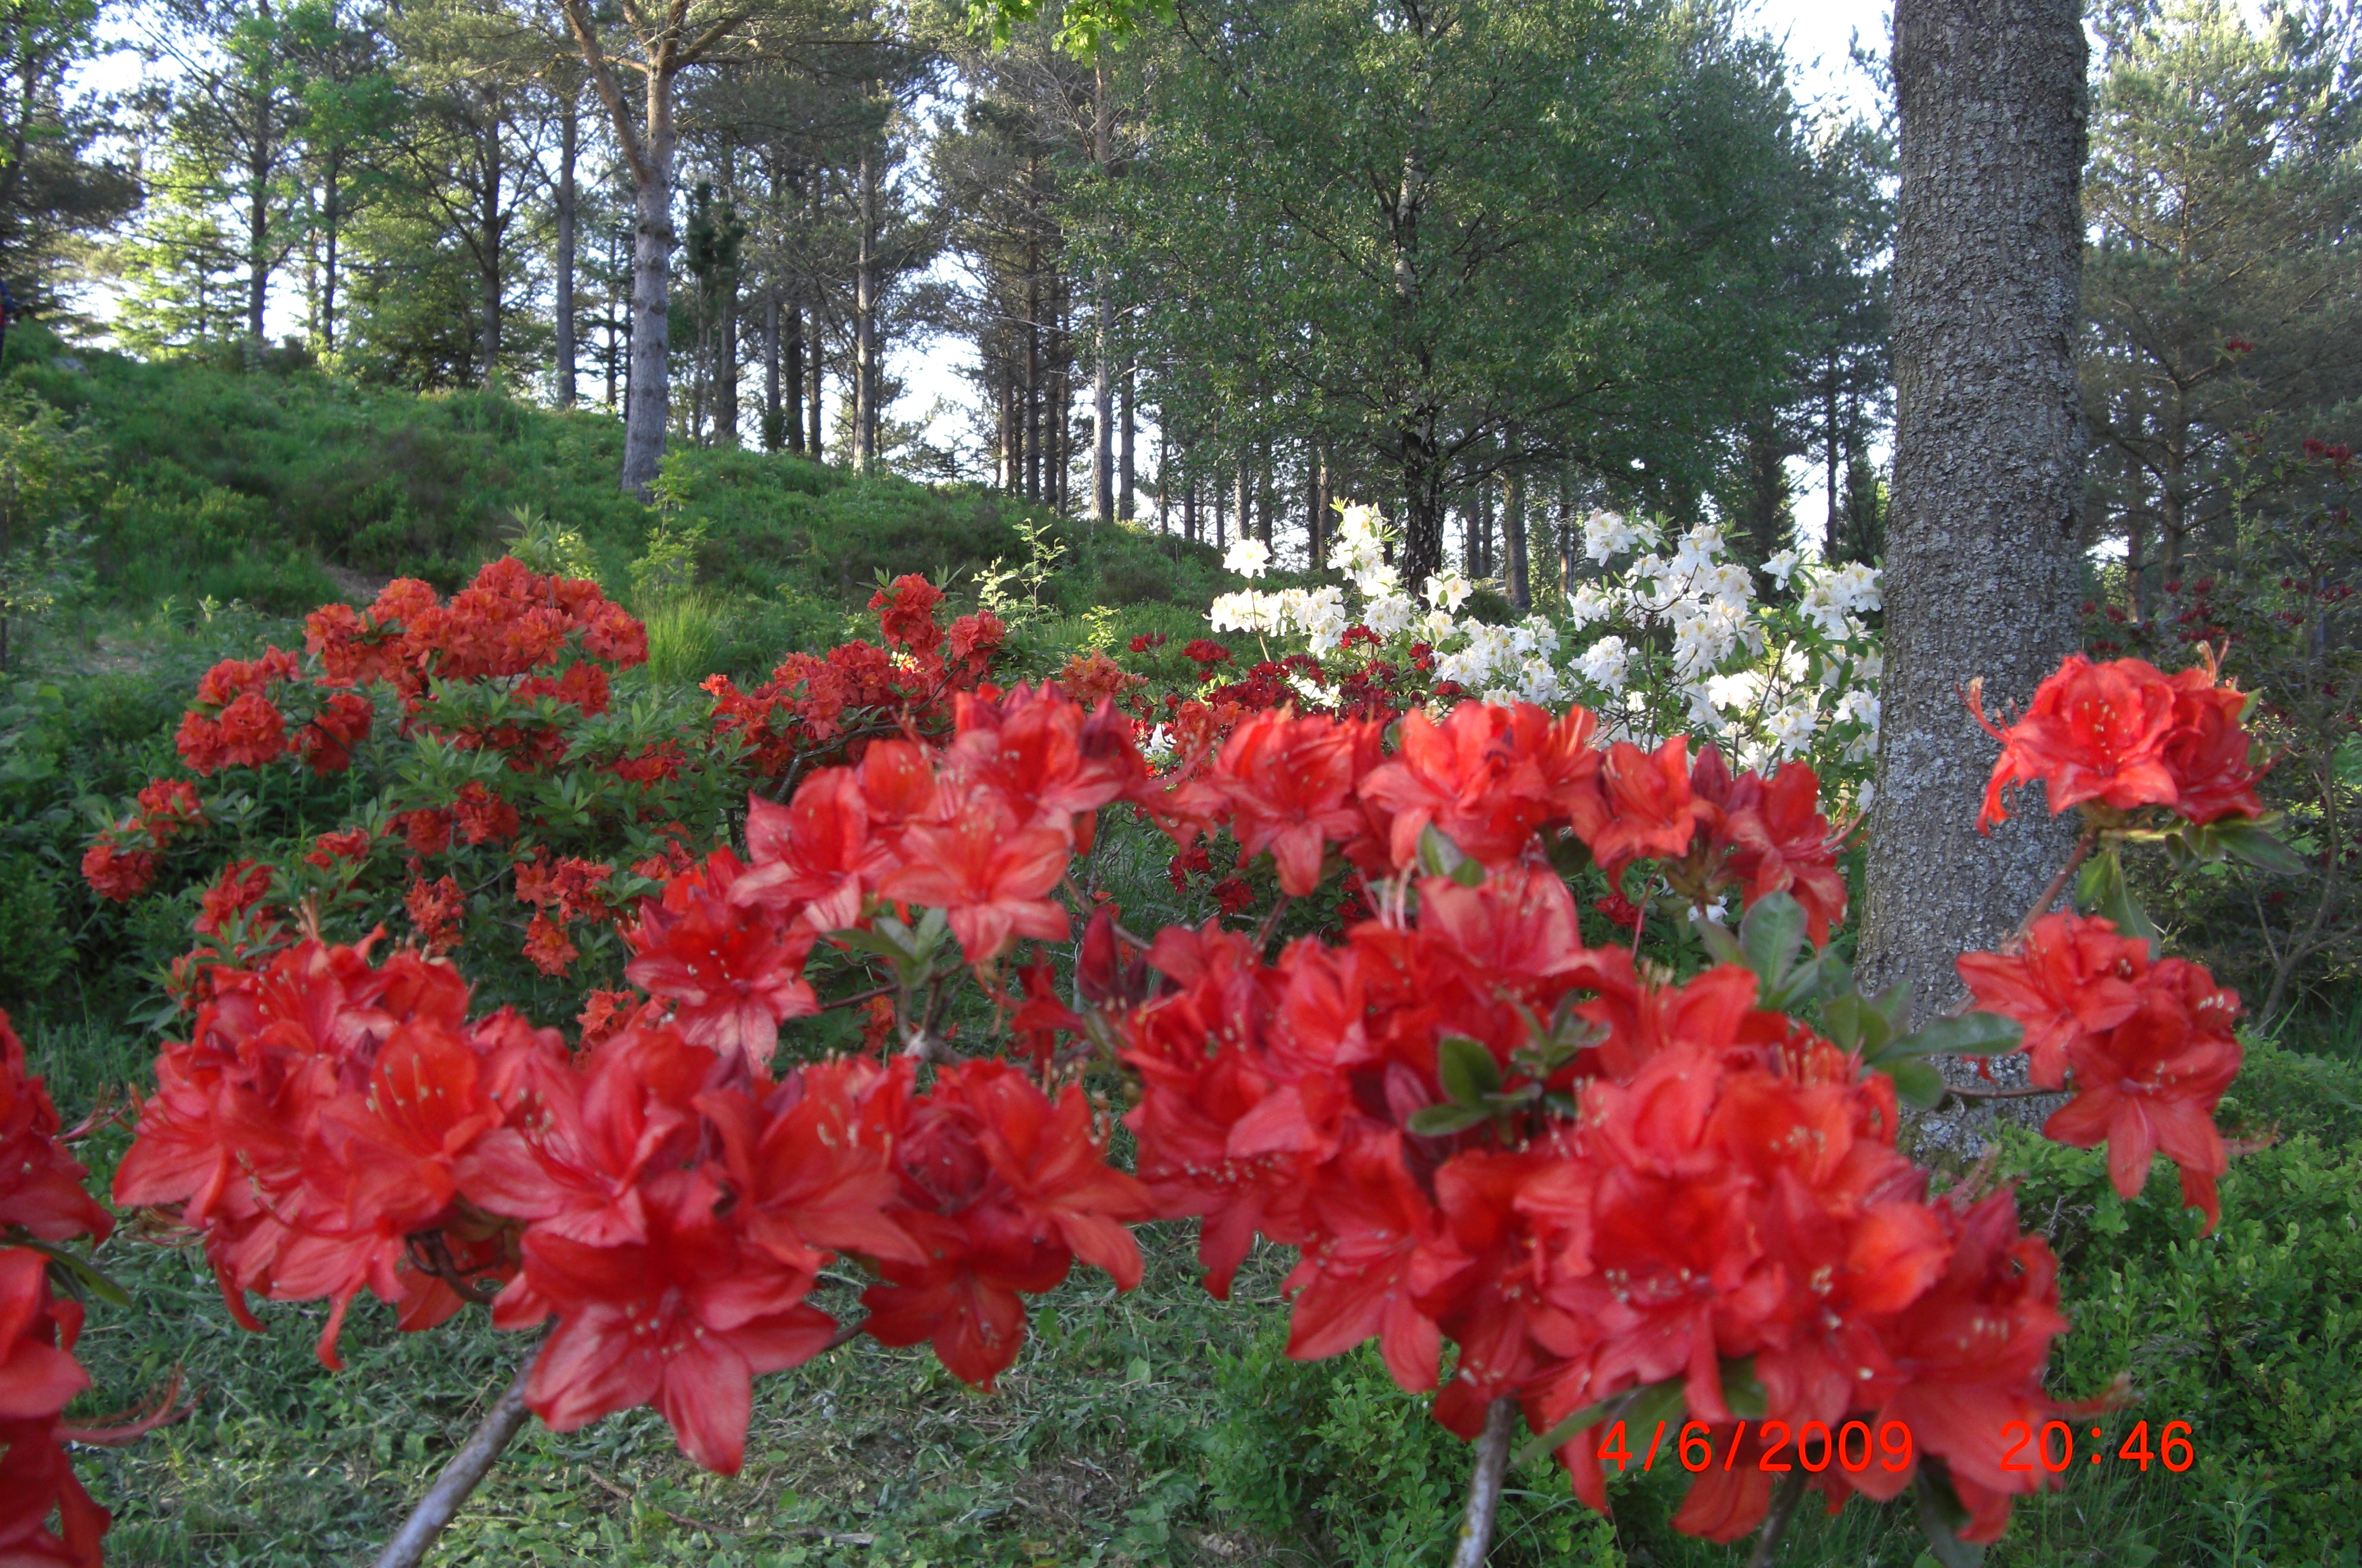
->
[1943,1082,2058,1101]
[1254,894,1292,952]
[817,982,895,1015]
[369,1342,543,1568]
[407,1232,500,1308]
[2014,829,2096,942]
[1745,1472,1808,1568]
[1448,1397,1521,1568]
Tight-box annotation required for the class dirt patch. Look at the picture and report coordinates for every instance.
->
[324,564,393,605]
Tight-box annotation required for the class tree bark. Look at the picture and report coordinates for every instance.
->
[764,293,781,449]
[622,111,674,494]
[479,110,504,385]
[1505,466,1529,611]
[555,88,578,407]
[853,139,877,470]
[1090,59,1116,525]
[1119,362,1136,519]
[1861,0,2088,1069]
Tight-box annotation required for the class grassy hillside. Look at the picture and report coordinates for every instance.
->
[0,321,1225,674]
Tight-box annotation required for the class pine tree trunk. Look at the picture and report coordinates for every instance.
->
[764,293,781,449]
[1505,468,1529,611]
[556,91,578,407]
[1861,0,2088,1053]
[621,84,676,497]
[1118,364,1136,520]
[480,114,504,386]
[853,142,877,471]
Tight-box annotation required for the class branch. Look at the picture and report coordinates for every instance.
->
[1448,1397,1520,1568]
[1745,1471,1808,1568]
[370,1343,544,1568]
[2014,829,2096,942]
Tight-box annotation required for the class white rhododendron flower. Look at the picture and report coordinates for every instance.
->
[1567,582,1616,628]
[1224,537,1272,579]
[1769,701,1819,758]
[1577,635,1630,692]
[1142,724,1175,763]
[1762,548,1800,588]
[1425,570,1475,613]
[1365,593,1417,638]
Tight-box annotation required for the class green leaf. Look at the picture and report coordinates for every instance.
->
[2079,847,2159,957]
[1417,824,1468,880]
[1738,891,1806,990]
[1435,1034,1500,1106]
[1883,1058,1947,1110]
[2211,818,2307,876]
[19,1239,129,1308]
[1407,1101,1493,1138]
[1913,1466,1988,1568]
[1821,991,1867,1052]
[1879,1011,2024,1062]
[1718,1357,1767,1420]
[1695,917,1744,969]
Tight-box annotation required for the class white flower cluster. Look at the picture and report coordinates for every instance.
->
[1196,501,1884,789]
[1209,581,1350,647]
[1555,511,1883,775]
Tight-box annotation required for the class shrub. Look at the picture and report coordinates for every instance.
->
[1998,1119,2362,1563]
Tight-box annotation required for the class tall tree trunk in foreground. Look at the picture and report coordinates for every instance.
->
[1089,60,1115,525]
[1861,0,2088,1061]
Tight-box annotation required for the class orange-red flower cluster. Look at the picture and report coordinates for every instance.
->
[703,576,1006,775]
[1959,912,2242,1227]
[113,936,563,1366]
[0,1011,120,1566]
[79,780,208,903]
[1157,703,1847,940]
[115,917,1153,1473]
[305,559,647,696]
[175,646,376,778]
[1117,868,2069,1544]
[1973,653,2265,831]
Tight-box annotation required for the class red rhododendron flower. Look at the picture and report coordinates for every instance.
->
[406,876,465,955]
[1972,655,2180,829]
[0,1248,110,1566]
[2159,661,2265,823]
[734,773,895,935]
[79,841,158,903]
[862,1061,1149,1388]
[401,808,455,857]
[878,795,1070,963]
[0,1015,113,1246]
[195,860,274,937]
[624,851,818,1064]
[135,779,204,842]
[304,828,374,870]
[452,783,520,846]
[2043,958,2242,1229]
[1957,912,2149,1088]
[214,691,289,769]
[1191,708,1379,896]
[501,1168,840,1474]
[870,573,946,654]
[523,914,579,976]
[1359,702,1598,871]
[1565,736,1709,879]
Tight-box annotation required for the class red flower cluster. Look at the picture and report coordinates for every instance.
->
[1972,654,2266,831]
[1,1012,126,1566]
[175,646,375,778]
[1117,868,2070,1544]
[306,559,647,696]
[79,781,207,903]
[1960,912,2242,1227]
[115,930,1150,1474]
[704,577,1006,775]
[1157,703,1846,940]
[113,936,563,1364]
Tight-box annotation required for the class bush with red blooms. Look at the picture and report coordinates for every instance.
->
[0,1009,159,1566]
[104,648,2279,1566]
[79,563,1009,1018]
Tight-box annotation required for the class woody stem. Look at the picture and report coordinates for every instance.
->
[2014,829,2097,943]
[1449,1397,1521,1568]
[370,1342,543,1568]
[1745,1472,1808,1568]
